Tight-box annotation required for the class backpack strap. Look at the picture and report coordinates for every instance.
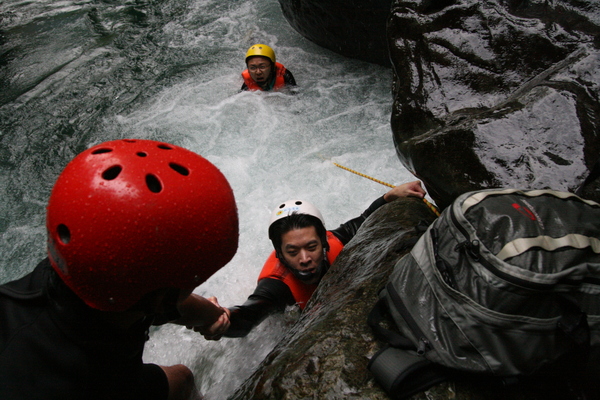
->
[368,345,447,399]
[368,293,448,398]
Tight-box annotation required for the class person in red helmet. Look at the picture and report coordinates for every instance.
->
[203,181,426,338]
[241,44,297,91]
[0,139,239,400]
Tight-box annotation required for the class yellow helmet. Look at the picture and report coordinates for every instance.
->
[245,44,276,64]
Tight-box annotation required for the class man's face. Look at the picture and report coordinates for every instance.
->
[247,56,272,84]
[280,226,325,285]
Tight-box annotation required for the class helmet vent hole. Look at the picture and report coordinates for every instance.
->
[91,148,113,155]
[157,144,173,150]
[102,165,122,180]
[57,224,71,244]
[169,162,189,176]
[146,174,162,193]
[295,201,302,205]
[137,152,147,157]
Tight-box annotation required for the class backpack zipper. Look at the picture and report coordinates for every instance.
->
[454,239,480,262]
[431,228,458,289]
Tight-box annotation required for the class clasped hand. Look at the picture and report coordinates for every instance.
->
[186,296,230,341]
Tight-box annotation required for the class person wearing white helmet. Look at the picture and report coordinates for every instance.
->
[241,44,297,91]
[205,180,426,338]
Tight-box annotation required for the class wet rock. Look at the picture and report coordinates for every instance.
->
[277,0,393,66]
[388,0,600,209]
[276,0,600,209]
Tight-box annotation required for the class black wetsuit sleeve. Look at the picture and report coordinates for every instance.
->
[225,278,295,338]
[284,70,297,86]
[241,82,249,91]
[330,196,387,245]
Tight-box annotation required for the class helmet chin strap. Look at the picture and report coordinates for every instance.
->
[291,266,321,283]
[294,269,318,281]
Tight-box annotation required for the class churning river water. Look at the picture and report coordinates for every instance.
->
[0,0,416,398]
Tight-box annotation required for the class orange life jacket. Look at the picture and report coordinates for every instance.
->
[257,232,344,309]
[242,62,287,91]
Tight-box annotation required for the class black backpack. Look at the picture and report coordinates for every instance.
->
[368,189,600,399]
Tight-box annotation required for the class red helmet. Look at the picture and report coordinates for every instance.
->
[46,139,238,311]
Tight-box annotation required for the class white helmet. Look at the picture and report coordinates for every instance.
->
[268,199,328,283]
[269,199,325,229]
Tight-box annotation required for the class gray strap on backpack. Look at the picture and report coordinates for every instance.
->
[368,296,448,398]
[368,345,447,399]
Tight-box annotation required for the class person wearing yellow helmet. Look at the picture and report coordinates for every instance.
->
[0,139,239,400]
[241,44,297,91]
[199,181,426,338]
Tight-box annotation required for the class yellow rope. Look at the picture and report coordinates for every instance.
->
[332,162,394,188]
[329,160,441,217]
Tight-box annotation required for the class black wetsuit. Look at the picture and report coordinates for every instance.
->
[226,196,388,337]
[0,259,173,400]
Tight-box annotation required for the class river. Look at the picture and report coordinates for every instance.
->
[0,0,415,398]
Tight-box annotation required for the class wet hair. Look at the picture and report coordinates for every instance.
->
[269,213,329,259]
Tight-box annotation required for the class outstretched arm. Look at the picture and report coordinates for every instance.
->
[224,278,295,338]
[186,278,294,340]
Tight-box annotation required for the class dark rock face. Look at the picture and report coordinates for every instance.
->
[277,0,392,66]
[276,0,600,209]
[388,0,600,209]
